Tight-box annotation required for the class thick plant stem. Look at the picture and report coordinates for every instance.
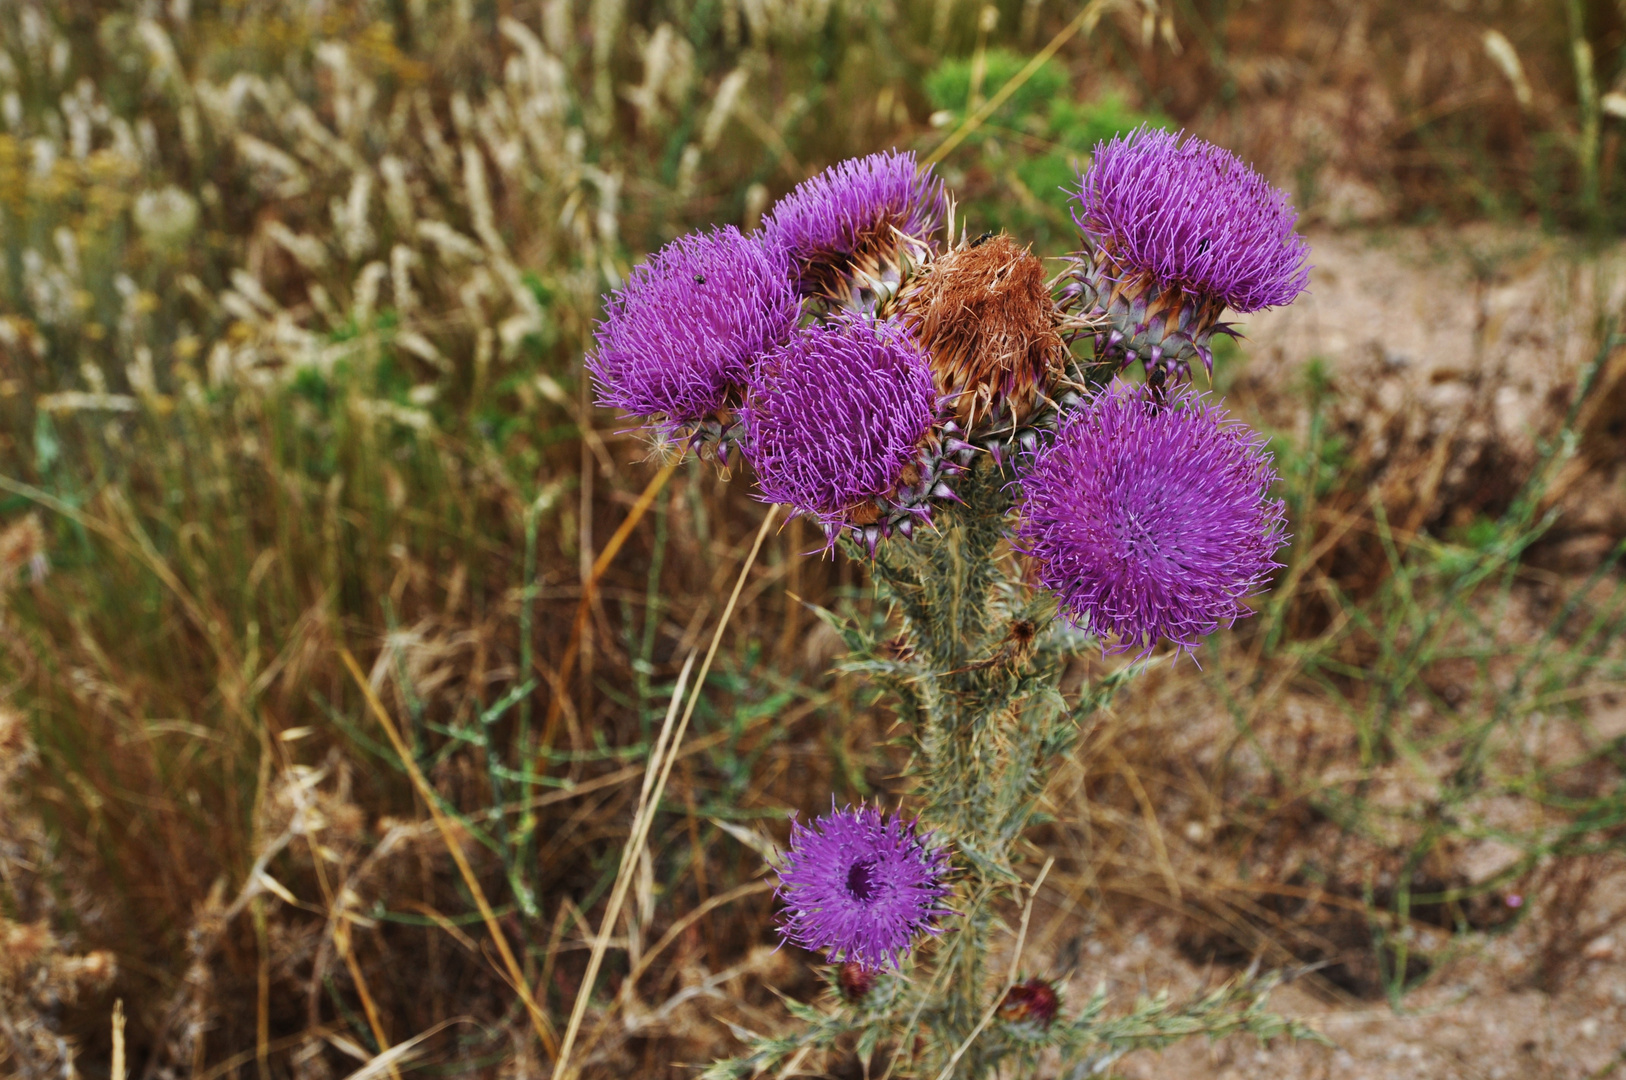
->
[867,460,1064,874]
[855,459,1082,1070]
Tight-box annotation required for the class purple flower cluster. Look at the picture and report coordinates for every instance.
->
[1074,127,1309,313]
[585,142,1317,986]
[764,150,946,291]
[777,804,953,971]
[587,226,799,434]
[1015,382,1288,657]
[587,142,1303,651]
[742,315,939,538]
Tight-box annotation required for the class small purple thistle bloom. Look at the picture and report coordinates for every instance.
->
[1074,127,1310,313]
[742,314,938,536]
[1015,382,1289,656]
[777,804,954,972]
[763,150,946,293]
[586,227,799,434]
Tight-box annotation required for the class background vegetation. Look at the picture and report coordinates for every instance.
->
[1,0,1625,1077]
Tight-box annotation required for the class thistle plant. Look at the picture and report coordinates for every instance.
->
[1062,126,1311,382]
[586,226,801,451]
[763,148,947,303]
[588,139,1316,1077]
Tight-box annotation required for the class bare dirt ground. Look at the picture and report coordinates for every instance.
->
[1073,917,1626,1080]
[1236,226,1626,557]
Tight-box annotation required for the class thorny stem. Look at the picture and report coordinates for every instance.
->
[846,459,1088,1071]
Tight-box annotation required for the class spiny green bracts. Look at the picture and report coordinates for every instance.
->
[1062,243,1235,382]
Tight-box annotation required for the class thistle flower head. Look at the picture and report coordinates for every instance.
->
[586,227,799,436]
[1015,382,1288,656]
[1073,127,1309,313]
[764,151,947,299]
[742,314,940,541]
[898,232,1063,431]
[777,804,953,972]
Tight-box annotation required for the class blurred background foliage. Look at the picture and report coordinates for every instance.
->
[1,0,1625,1077]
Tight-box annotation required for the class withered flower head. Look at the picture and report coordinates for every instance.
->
[898,233,1063,431]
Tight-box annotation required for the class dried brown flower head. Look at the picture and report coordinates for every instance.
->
[898,233,1064,430]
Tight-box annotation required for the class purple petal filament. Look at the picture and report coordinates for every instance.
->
[1074,128,1310,313]
[763,151,946,278]
[586,226,799,432]
[743,315,937,530]
[1016,382,1288,656]
[777,804,953,971]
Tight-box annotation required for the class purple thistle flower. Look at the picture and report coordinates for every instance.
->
[586,227,799,436]
[1074,127,1309,314]
[763,151,946,298]
[1015,382,1288,656]
[777,804,954,972]
[742,314,940,542]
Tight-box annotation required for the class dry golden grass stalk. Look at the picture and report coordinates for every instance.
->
[339,647,561,1061]
[556,504,780,1079]
[539,457,684,770]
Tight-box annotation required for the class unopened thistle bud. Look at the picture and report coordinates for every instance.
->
[1064,127,1309,382]
[763,150,946,305]
[998,976,1061,1031]
[897,232,1064,434]
[1015,382,1288,656]
[836,961,877,1002]
[587,227,799,445]
[742,314,960,552]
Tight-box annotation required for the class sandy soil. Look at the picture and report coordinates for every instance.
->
[1055,906,1626,1080]
[1235,226,1626,554]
